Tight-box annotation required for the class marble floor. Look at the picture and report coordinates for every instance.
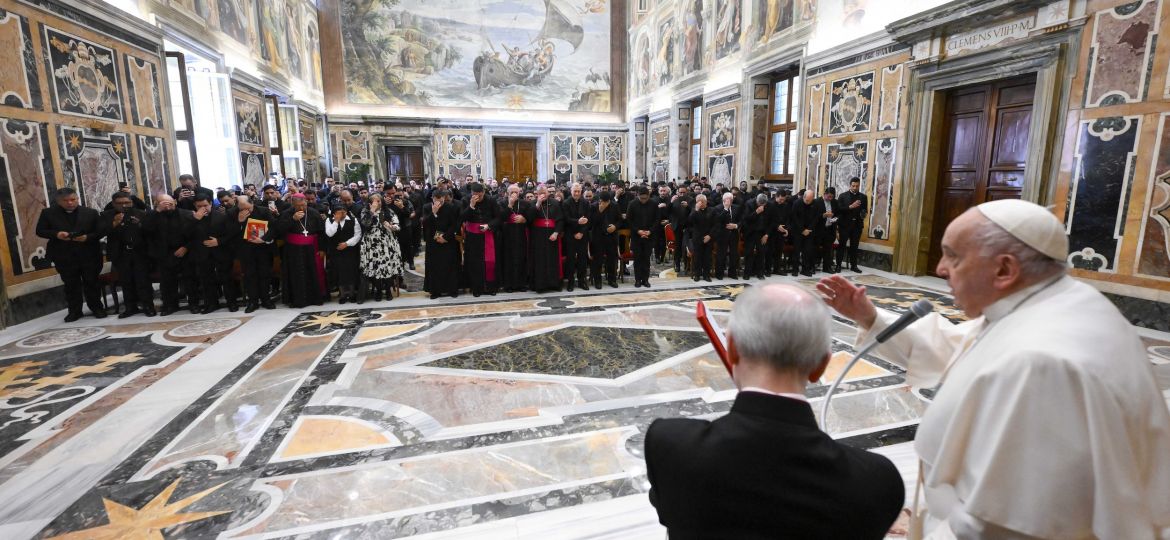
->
[0,267,1166,540]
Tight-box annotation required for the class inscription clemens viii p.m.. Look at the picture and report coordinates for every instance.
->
[945,16,1037,56]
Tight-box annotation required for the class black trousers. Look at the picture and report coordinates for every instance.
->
[673,228,688,271]
[796,234,817,274]
[652,224,667,262]
[398,229,415,262]
[816,230,836,271]
[590,237,618,284]
[837,223,862,268]
[565,234,589,283]
[237,244,273,305]
[742,234,766,277]
[693,237,713,279]
[156,253,197,309]
[632,235,653,283]
[196,254,238,307]
[767,233,786,274]
[715,231,739,278]
[112,251,153,310]
[55,256,103,315]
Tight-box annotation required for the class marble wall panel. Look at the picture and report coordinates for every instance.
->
[677,119,691,176]
[298,115,317,159]
[751,104,768,177]
[443,135,471,161]
[807,82,826,138]
[870,138,896,240]
[1084,0,1158,108]
[43,25,123,122]
[576,136,601,161]
[828,71,874,135]
[709,107,736,150]
[448,163,475,180]
[805,144,820,191]
[825,142,868,196]
[342,130,371,161]
[136,135,170,202]
[577,163,600,184]
[1137,112,1170,279]
[635,132,646,179]
[0,10,40,110]
[1067,116,1141,272]
[877,63,903,131]
[123,54,162,129]
[708,153,734,185]
[0,118,52,274]
[552,135,572,161]
[603,135,623,162]
[58,126,133,211]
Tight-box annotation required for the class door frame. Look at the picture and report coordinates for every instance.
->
[893,32,1078,275]
[483,128,547,182]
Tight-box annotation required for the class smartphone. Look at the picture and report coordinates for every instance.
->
[118,181,129,189]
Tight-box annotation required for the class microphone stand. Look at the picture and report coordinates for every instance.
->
[819,339,878,432]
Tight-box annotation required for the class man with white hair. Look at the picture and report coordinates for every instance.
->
[818,199,1170,538]
[645,282,904,537]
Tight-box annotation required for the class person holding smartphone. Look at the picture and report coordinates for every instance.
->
[172,174,214,211]
[100,191,154,318]
[36,187,107,322]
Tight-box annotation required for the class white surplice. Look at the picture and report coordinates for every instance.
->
[858,275,1170,539]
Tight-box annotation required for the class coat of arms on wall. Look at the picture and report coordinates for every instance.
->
[577,136,600,160]
[44,27,123,121]
[447,134,472,160]
[828,71,873,135]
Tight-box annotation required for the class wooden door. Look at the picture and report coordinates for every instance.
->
[494,138,537,181]
[928,75,1036,273]
[386,146,425,183]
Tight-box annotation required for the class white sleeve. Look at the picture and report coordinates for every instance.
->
[854,311,979,389]
[347,220,361,247]
[324,218,339,237]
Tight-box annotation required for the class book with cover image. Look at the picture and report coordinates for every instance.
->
[244,218,268,241]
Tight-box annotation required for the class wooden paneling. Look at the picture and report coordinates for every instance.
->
[386,145,425,183]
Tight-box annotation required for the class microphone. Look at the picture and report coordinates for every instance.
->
[819,299,935,432]
[873,299,935,343]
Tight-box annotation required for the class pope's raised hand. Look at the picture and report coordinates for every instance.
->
[816,275,877,330]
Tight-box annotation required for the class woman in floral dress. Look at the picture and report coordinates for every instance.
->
[359,193,405,301]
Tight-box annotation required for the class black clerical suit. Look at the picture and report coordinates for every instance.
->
[669,196,693,273]
[188,209,237,312]
[687,206,717,281]
[713,201,742,279]
[146,208,198,313]
[173,185,215,211]
[791,199,821,275]
[423,201,461,298]
[651,195,671,263]
[588,200,621,287]
[561,196,591,289]
[388,196,415,264]
[645,392,905,539]
[36,204,105,317]
[226,206,275,310]
[767,197,794,275]
[815,196,840,272]
[836,188,868,270]
[626,197,658,286]
[740,199,769,279]
[100,206,153,314]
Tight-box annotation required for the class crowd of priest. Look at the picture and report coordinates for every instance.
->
[35,173,868,320]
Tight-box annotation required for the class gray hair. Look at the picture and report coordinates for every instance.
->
[756,193,768,205]
[972,216,1068,282]
[728,282,831,375]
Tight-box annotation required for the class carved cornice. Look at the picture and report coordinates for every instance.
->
[887,0,1053,45]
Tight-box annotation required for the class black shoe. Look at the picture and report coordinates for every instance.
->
[850,266,862,272]
[261,301,276,310]
[801,271,814,277]
[339,296,348,304]
[580,281,589,290]
[160,307,176,317]
[757,274,766,280]
[228,304,239,313]
[64,312,82,323]
[609,281,618,288]
[245,304,259,314]
[692,276,700,282]
[92,308,107,319]
[566,282,574,292]
[643,281,651,288]
[703,277,712,282]
[715,275,724,280]
[189,306,201,315]
[473,292,481,297]
[143,307,157,317]
[408,263,415,270]
[430,294,441,299]
[200,304,220,315]
[449,292,459,298]
[118,309,139,319]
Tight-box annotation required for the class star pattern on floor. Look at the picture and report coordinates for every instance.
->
[47,478,229,540]
[296,311,360,331]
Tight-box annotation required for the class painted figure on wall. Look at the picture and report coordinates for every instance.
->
[217,0,252,45]
[259,0,289,72]
[709,109,736,150]
[285,0,305,81]
[341,0,612,112]
[681,0,703,75]
[714,0,741,60]
[656,17,676,88]
[756,0,793,43]
[635,32,652,96]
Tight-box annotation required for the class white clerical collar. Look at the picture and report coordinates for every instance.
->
[740,386,808,402]
[981,275,1066,323]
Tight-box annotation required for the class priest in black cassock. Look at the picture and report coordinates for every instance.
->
[461,182,500,297]
[277,193,325,308]
[423,189,461,299]
[687,194,717,282]
[588,190,621,288]
[498,184,531,293]
[626,186,658,288]
[561,183,591,291]
[530,185,563,293]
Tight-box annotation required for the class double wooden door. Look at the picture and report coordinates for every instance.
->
[494,138,537,181]
[386,146,425,183]
[929,75,1036,273]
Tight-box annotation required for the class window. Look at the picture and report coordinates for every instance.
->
[279,104,303,179]
[765,73,800,182]
[691,104,702,176]
[187,69,241,188]
[165,52,197,181]
[637,0,648,12]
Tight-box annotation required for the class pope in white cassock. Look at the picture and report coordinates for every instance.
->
[818,199,1170,539]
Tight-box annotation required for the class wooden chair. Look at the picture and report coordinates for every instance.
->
[617,228,633,283]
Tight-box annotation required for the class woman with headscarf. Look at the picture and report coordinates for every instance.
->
[359,193,405,302]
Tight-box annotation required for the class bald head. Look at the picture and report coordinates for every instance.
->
[728,282,832,377]
[155,194,176,211]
